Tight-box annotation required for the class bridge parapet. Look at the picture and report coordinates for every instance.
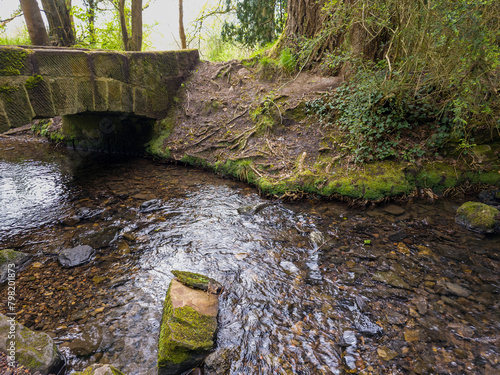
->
[0,46,199,131]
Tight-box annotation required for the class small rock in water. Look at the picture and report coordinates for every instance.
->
[384,205,406,216]
[377,345,398,361]
[139,199,162,213]
[58,245,94,267]
[355,313,383,336]
[341,330,357,347]
[309,230,324,246]
[280,261,300,274]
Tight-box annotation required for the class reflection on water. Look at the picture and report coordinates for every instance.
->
[0,137,498,375]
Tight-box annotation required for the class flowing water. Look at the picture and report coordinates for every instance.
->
[0,137,498,375]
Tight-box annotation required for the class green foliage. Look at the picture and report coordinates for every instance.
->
[200,23,252,62]
[279,48,296,73]
[304,0,500,162]
[222,0,287,47]
[0,28,31,46]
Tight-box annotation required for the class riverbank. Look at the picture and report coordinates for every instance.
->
[145,61,500,202]
[32,60,500,203]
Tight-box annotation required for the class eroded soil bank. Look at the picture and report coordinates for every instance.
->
[147,61,500,202]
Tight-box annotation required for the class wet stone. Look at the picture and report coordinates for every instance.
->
[383,205,406,216]
[377,346,398,361]
[58,245,94,267]
[373,271,411,290]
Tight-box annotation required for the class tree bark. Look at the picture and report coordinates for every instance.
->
[118,0,130,50]
[285,0,324,39]
[131,0,142,51]
[40,0,75,46]
[179,0,186,49]
[19,0,50,45]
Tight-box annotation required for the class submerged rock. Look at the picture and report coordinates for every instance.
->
[0,313,63,374]
[58,245,95,267]
[237,202,274,215]
[0,249,29,283]
[158,278,219,375]
[455,201,499,234]
[73,364,125,375]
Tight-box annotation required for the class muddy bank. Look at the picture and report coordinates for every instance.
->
[144,61,500,202]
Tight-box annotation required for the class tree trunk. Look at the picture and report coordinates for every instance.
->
[118,0,130,50]
[40,0,75,46]
[179,0,186,49]
[19,0,50,45]
[285,0,324,40]
[131,0,142,51]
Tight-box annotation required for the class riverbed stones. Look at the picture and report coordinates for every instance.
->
[455,201,500,234]
[0,249,29,283]
[73,364,125,375]
[0,313,63,374]
[58,245,94,267]
[158,277,219,375]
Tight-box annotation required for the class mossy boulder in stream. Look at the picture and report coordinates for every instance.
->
[158,273,219,375]
[73,364,126,375]
[455,201,500,234]
[0,249,29,283]
[0,313,63,374]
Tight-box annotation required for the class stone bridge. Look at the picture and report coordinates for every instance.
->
[0,46,199,137]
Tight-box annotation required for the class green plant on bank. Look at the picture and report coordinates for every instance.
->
[0,29,31,46]
[301,0,500,163]
[251,95,282,134]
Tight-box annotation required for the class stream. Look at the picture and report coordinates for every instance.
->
[0,136,499,374]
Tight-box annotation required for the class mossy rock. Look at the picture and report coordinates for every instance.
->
[455,201,500,234]
[73,364,126,375]
[0,249,30,283]
[0,313,63,374]
[158,279,219,375]
[171,270,222,294]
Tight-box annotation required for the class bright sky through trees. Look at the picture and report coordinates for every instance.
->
[1,0,216,50]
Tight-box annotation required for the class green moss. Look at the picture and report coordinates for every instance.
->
[0,84,19,102]
[456,201,499,233]
[0,249,21,264]
[25,75,44,90]
[158,283,216,368]
[415,162,461,191]
[0,47,29,76]
[171,270,221,292]
[146,116,178,158]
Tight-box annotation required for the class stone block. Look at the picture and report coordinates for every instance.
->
[91,51,128,81]
[0,101,11,132]
[108,80,122,112]
[134,88,147,117]
[51,78,78,115]
[76,79,95,112]
[36,49,90,77]
[25,75,56,118]
[0,47,31,76]
[93,79,109,112]
[0,80,35,128]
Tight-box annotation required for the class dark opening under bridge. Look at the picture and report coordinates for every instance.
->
[0,46,199,150]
